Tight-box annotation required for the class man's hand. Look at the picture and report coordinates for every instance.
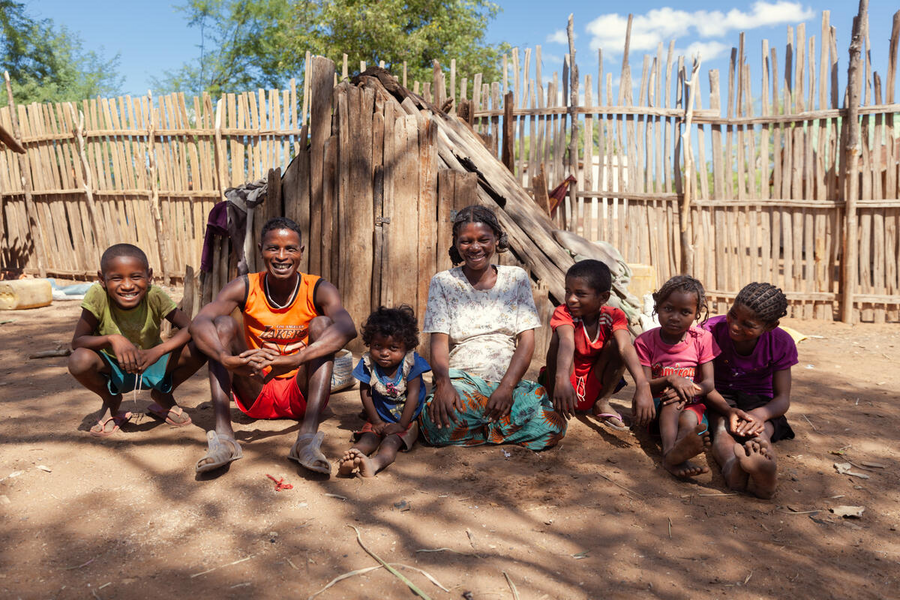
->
[553,376,577,420]
[254,347,300,379]
[108,335,141,374]
[137,346,166,373]
[221,350,266,380]
[428,379,463,429]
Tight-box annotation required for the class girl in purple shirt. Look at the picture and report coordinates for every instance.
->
[702,283,798,499]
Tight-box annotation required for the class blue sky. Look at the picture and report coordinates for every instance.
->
[28,0,900,105]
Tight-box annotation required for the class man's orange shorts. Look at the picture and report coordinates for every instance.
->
[233,377,329,419]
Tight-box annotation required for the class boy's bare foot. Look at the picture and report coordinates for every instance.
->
[352,449,378,477]
[664,460,708,478]
[664,422,711,467]
[338,449,360,477]
[735,437,777,499]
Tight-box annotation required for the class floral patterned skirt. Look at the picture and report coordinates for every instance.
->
[418,369,567,450]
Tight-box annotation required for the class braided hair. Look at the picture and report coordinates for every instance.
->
[652,274,709,324]
[448,205,510,265]
[733,282,788,325]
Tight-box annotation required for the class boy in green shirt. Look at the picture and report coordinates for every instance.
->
[69,244,205,436]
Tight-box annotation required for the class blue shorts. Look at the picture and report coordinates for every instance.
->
[100,352,172,396]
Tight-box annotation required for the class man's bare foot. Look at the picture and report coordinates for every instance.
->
[720,446,750,491]
[664,422,711,467]
[664,460,708,478]
[338,449,361,477]
[734,437,777,499]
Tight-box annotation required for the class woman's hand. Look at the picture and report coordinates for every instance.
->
[485,383,514,422]
[429,378,463,429]
[553,376,577,419]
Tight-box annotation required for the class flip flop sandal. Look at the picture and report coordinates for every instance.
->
[195,431,242,473]
[594,412,629,431]
[146,403,192,427]
[90,411,133,438]
[288,431,331,475]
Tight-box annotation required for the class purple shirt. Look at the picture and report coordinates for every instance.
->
[701,315,799,397]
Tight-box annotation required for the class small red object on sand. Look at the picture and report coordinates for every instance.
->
[266,474,293,491]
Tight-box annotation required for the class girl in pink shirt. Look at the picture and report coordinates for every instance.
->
[634,276,720,479]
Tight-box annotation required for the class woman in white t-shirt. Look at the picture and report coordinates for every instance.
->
[419,205,566,449]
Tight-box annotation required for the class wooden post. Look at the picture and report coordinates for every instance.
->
[4,71,46,277]
[68,104,107,256]
[681,56,702,275]
[567,14,579,235]
[842,1,868,323]
[146,90,171,285]
[501,91,514,171]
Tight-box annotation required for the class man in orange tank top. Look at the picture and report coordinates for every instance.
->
[190,217,358,475]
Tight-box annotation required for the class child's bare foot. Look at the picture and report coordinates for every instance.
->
[720,445,750,491]
[338,449,361,477]
[664,422,711,467]
[735,437,777,499]
[664,460,708,478]
[338,448,378,478]
[591,401,627,430]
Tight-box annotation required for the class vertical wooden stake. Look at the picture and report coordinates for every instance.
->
[68,103,106,255]
[502,91,514,171]
[842,1,867,323]
[681,55,702,275]
[4,71,46,277]
[567,14,580,236]
[146,90,170,284]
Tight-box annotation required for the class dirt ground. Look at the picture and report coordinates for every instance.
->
[1,289,898,600]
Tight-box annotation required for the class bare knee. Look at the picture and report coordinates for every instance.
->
[68,348,101,377]
[213,315,239,344]
[308,315,334,341]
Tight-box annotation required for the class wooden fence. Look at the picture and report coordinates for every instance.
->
[1,9,899,322]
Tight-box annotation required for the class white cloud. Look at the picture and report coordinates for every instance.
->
[587,2,815,54]
[547,29,575,44]
[681,41,731,61]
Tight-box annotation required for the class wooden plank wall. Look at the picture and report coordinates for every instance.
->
[2,11,900,324]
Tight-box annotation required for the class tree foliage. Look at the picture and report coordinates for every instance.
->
[0,0,122,105]
[157,0,508,95]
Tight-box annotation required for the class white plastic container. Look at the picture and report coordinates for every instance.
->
[0,279,53,310]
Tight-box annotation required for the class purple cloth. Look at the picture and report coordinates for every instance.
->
[200,201,229,272]
[701,315,799,397]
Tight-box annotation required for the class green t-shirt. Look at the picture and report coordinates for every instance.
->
[81,283,177,357]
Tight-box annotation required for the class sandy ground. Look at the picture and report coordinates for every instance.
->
[1,292,898,600]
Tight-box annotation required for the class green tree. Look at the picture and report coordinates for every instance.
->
[157,0,508,95]
[0,0,122,105]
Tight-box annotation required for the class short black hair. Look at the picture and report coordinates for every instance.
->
[100,243,149,273]
[566,259,612,294]
[653,274,709,323]
[449,205,510,265]
[361,305,419,350]
[260,217,303,245]
[734,282,788,325]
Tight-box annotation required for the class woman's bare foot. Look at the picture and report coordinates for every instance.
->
[664,422,711,467]
[720,446,750,491]
[734,438,777,499]
[664,460,708,478]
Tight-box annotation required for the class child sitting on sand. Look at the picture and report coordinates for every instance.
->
[702,283,798,499]
[542,260,653,429]
[339,305,430,477]
[634,275,721,478]
[68,244,204,436]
